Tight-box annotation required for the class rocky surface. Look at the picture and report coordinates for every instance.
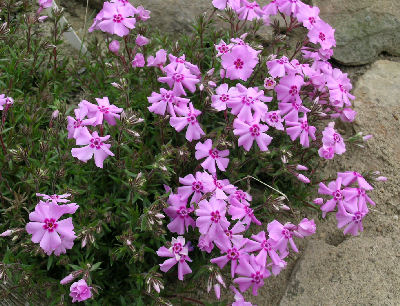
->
[313,0,400,65]
[280,60,400,305]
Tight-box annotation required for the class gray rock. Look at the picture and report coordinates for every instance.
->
[313,0,400,65]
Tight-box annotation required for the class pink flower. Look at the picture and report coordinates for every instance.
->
[286,115,316,148]
[221,45,259,81]
[233,255,270,296]
[169,103,205,142]
[0,94,14,111]
[110,0,137,16]
[212,176,236,200]
[233,118,272,152]
[278,99,310,122]
[231,285,254,306]
[266,56,294,78]
[295,4,320,30]
[166,54,201,76]
[277,0,306,16]
[26,201,77,255]
[264,110,284,130]
[267,220,298,253]
[135,34,149,46]
[342,187,375,208]
[243,231,281,267]
[148,88,190,116]
[263,0,279,17]
[81,97,123,126]
[60,273,76,285]
[236,1,264,21]
[338,171,373,190]
[69,279,92,303]
[275,74,304,103]
[195,197,230,244]
[307,20,336,50]
[211,236,248,278]
[38,0,53,9]
[158,64,200,96]
[296,218,316,237]
[215,39,232,57]
[97,2,136,37]
[228,85,271,122]
[198,235,214,253]
[71,130,114,168]
[211,83,239,111]
[229,197,262,227]
[195,139,230,173]
[318,177,345,217]
[164,193,195,235]
[336,198,368,236]
[326,68,355,107]
[212,0,229,10]
[108,40,120,54]
[264,77,276,89]
[321,122,346,154]
[67,106,96,140]
[157,237,192,281]
[147,49,167,69]
[177,171,214,203]
[36,193,71,204]
[131,53,145,68]
[318,146,335,160]
[135,5,151,21]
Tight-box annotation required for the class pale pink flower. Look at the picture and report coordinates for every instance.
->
[337,171,373,190]
[231,285,254,306]
[157,237,192,280]
[198,234,214,253]
[233,118,272,152]
[236,1,264,21]
[67,106,96,140]
[164,193,195,235]
[69,279,92,303]
[264,77,276,89]
[110,0,137,16]
[36,193,71,204]
[26,201,77,255]
[195,139,230,173]
[267,220,298,253]
[212,176,236,200]
[263,110,284,130]
[148,88,190,116]
[295,218,316,237]
[278,99,310,122]
[215,39,232,57]
[286,115,316,148]
[135,6,151,21]
[277,0,306,16]
[228,85,271,122]
[228,197,262,227]
[169,103,205,142]
[38,0,53,9]
[71,130,114,168]
[263,0,279,16]
[81,97,123,126]
[165,54,201,76]
[318,177,345,217]
[158,64,200,96]
[211,83,239,111]
[108,40,120,54]
[233,255,270,296]
[307,20,336,50]
[275,74,304,103]
[336,198,368,236]
[212,0,229,10]
[326,68,355,107]
[243,231,281,267]
[295,4,320,30]
[0,94,14,111]
[318,146,335,160]
[195,197,230,244]
[266,56,294,78]
[97,2,136,37]
[321,122,346,154]
[147,49,167,69]
[221,45,259,81]
[135,34,149,46]
[131,53,145,68]
[178,171,214,203]
[296,173,310,184]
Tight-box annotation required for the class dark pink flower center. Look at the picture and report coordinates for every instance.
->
[90,137,103,149]
[333,190,342,200]
[277,59,285,65]
[242,96,254,105]
[218,44,229,54]
[225,229,232,237]
[261,240,272,251]
[333,133,341,143]
[162,92,175,103]
[301,121,309,131]
[234,58,244,69]
[244,206,254,216]
[187,113,198,124]
[357,188,366,197]
[282,228,292,239]
[192,181,203,192]
[176,57,185,63]
[251,271,262,283]
[235,190,246,200]
[269,112,279,122]
[178,206,188,218]
[113,14,124,23]
[220,94,229,102]
[209,149,219,159]
[73,119,82,128]
[265,79,275,87]
[43,218,58,232]
[98,106,109,113]
[249,124,260,136]
[292,101,300,110]
[339,84,346,93]
[289,85,298,96]
[309,17,316,24]
[173,73,185,82]
[352,211,363,223]
[227,247,239,260]
[173,243,183,254]
[211,210,221,223]
[319,32,326,41]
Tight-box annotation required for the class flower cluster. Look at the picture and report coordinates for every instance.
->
[68,97,122,168]
[315,172,385,235]
[0,94,14,111]
[25,193,78,255]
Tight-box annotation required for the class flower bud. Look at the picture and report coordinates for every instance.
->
[135,35,149,46]
[362,134,373,141]
[208,81,216,88]
[376,176,387,182]
[296,164,308,171]
[296,174,310,184]
[0,229,13,237]
[51,109,59,119]
[109,40,120,54]
[313,198,324,205]
[60,273,75,285]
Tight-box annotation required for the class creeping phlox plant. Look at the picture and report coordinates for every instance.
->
[0,0,387,304]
